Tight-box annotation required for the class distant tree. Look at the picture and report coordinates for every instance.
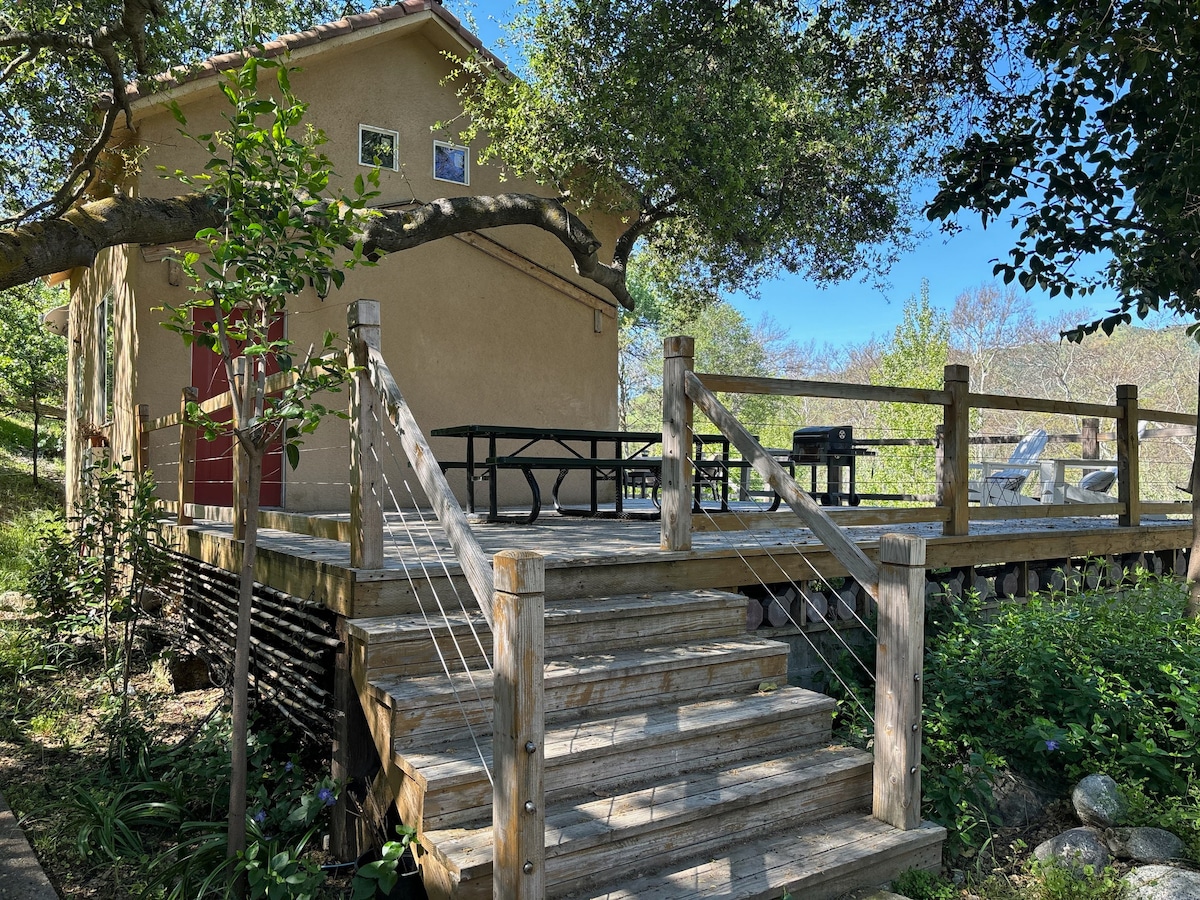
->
[949,284,1043,394]
[870,283,949,499]
[0,281,68,485]
[618,258,810,446]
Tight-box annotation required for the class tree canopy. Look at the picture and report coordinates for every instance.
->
[929,0,1200,338]
[0,0,1003,303]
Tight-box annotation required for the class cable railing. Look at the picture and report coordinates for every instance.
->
[135,299,547,891]
[663,335,927,831]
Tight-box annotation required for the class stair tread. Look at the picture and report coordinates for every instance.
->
[560,813,947,900]
[348,589,747,642]
[370,636,788,707]
[400,687,834,786]
[424,745,873,877]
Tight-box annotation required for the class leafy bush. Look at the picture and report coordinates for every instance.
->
[1026,862,1125,900]
[926,575,1200,796]
[835,573,1200,858]
[891,866,958,899]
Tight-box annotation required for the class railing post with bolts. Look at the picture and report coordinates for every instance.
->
[1116,384,1140,527]
[661,336,694,552]
[493,549,546,900]
[177,386,198,526]
[941,365,970,537]
[348,300,384,569]
[873,533,926,831]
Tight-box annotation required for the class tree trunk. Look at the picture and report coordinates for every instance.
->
[227,445,264,869]
[1188,364,1200,618]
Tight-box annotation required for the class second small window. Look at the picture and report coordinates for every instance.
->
[433,141,469,185]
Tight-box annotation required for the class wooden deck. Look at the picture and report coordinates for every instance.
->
[165,503,1193,618]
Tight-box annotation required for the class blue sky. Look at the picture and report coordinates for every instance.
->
[445,0,1125,347]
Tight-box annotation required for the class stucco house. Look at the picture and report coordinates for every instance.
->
[62,0,622,516]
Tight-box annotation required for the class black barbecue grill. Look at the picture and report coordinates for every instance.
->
[789,425,871,506]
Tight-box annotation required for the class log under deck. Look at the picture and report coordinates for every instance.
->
[164,506,1194,618]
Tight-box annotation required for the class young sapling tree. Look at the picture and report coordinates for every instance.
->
[161,55,377,863]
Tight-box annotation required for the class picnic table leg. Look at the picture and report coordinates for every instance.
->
[466,436,476,514]
[488,435,498,522]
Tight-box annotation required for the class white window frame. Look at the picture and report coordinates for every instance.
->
[432,140,470,186]
[359,124,399,171]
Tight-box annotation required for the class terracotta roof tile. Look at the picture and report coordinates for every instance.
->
[120,1,502,104]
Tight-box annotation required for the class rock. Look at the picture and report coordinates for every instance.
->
[1073,774,1128,827]
[990,769,1054,827]
[168,653,212,693]
[1034,827,1110,874]
[1109,827,1188,864]
[1125,864,1200,900]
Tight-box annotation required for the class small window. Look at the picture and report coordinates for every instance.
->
[433,141,469,185]
[359,125,399,170]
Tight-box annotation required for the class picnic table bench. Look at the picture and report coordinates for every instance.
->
[431,424,763,524]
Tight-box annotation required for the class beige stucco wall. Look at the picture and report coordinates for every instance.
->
[70,15,622,514]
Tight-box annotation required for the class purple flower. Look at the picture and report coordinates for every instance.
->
[253,810,267,824]
[284,762,294,773]
[1044,739,1060,752]
[318,787,336,807]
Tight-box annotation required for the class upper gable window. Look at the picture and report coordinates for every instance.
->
[433,141,469,186]
[359,125,399,170]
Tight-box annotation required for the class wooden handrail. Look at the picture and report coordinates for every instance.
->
[683,369,881,600]
[364,342,495,627]
[967,391,1121,420]
[697,373,949,407]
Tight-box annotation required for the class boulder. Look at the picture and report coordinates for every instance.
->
[990,769,1054,827]
[1109,827,1188,864]
[1073,774,1128,827]
[1034,827,1110,874]
[1125,865,1200,900]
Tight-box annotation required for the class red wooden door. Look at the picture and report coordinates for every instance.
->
[190,309,284,507]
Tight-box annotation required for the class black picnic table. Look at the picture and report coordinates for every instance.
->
[430,424,744,524]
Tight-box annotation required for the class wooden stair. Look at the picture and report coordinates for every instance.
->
[348,589,944,899]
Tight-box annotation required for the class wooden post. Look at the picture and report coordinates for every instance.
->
[177,387,198,526]
[348,300,384,569]
[873,533,926,831]
[1081,417,1100,459]
[492,550,546,900]
[941,365,970,537]
[661,336,694,551]
[1116,384,1140,526]
[933,424,945,506]
[232,357,249,540]
[136,404,151,475]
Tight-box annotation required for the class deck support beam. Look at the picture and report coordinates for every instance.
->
[873,533,926,831]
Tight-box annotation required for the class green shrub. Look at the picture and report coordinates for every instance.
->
[891,866,958,899]
[835,574,1200,858]
[926,575,1200,795]
[1027,862,1124,900]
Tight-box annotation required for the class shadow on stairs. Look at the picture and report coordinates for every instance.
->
[347,588,945,899]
